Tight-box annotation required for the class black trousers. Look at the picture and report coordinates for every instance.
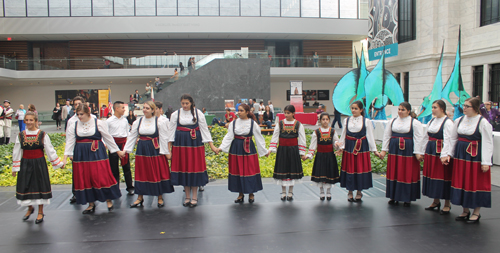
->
[64,119,69,131]
[108,151,134,191]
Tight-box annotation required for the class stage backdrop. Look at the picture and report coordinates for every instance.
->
[55,89,104,108]
[368,0,399,60]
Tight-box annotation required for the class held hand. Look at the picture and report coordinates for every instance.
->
[301,155,307,161]
[12,171,16,177]
[166,154,172,160]
[481,165,490,172]
[379,151,386,160]
[374,151,380,158]
[267,150,272,157]
[441,156,450,165]
[335,149,343,156]
[335,142,342,149]
[415,154,423,162]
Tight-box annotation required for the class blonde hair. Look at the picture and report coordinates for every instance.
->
[76,104,91,115]
[144,101,157,116]
[24,111,38,123]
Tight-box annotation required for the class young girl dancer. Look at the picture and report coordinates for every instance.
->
[168,94,218,208]
[269,105,307,201]
[379,102,424,207]
[305,112,340,201]
[338,101,379,202]
[12,112,64,223]
[420,100,454,214]
[217,104,269,203]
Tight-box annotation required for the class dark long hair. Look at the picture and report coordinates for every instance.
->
[284,105,296,119]
[351,100,365,116]
[432,100,446,114]
[239,104,257,121]
[319,112,330,122]
[180,94,196,122]
[465,97,481,114]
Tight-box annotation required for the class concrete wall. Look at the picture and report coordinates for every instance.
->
[155,58,270,111]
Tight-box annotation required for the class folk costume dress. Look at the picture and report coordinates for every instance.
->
[13,130,63,206]
[219,119,268,193]
[382,116,424,202]
[339,116,377,191]
[420,116,454,200]
[124,116,174,196]
[306,127,340,187]
[269,119,307,186]
[444,115,493,208]
[64,118,122,205]
[168,108,212,187]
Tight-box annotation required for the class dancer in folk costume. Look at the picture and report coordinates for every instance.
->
[420,100,454,214]
[338,101,379,202]
[12,112,64,224]
[217,104,269,203]
[379,102,424,207]
[64,104,121,214]
[120,101,174,208]
[305,112,340,201]
[1,100,14,144]
[441,97,493,223]
[168,94,218,208]
[269,105,307,201]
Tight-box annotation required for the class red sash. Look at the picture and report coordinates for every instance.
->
[391,136,411,150]
[429,137,443,153]
[317,144,333,153]
[22,149,44,159]
[234,135,251,153]
[279,138,298,147]
[139,136,159,149]
[346,135,366,155]
[177,126,200,139]
[76,139,99,152]
[114,137,129,165]
[458,137,479,157]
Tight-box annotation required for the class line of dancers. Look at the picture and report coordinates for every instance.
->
[12,95,492,224]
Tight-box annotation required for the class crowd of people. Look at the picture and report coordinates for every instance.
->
[10,94,493,226]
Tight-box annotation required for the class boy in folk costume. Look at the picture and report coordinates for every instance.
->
[1,100,14,144]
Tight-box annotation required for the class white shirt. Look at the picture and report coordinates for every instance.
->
[269,104,274,114]
[66,114,96,135]
[16,109,25,120]
[124,116,170,155]
[64,118,120,156]
[167,108,213,143]
[13,129,63,171]
[107,115,130,138]
[219,119,268,157]
[338,116,377,152]
[443,115,493,165]
[306,127,340,159]
[269,119,307,155]
[382,116,424,155]
[420,116,454,155]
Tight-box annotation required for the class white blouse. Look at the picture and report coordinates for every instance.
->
[306,127,340,159]
[13,130,63,171]
[443,115,493,165]
[338,116,377,152]
[124,116,170,155]
[106,115,130,138]
[167,108,213,143]
[420,116,454,155]
[269,119,307,155]
[64,118,120,156]
[219,119,268,157]
[381,116,424,154]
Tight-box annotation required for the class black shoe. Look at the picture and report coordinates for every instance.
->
[199,186,205,192]
[320,193,325,201]
[107,201,114,211]
[281,192,286,201]
[69,196,77,204]
[158,202,164,208]
[355,192,363,202]
[249,194,255,203]
[189,199,198,208]
[234,196,244,203]
[466,214,481,224]
[22,208,34,221]
[127,189,135,196]
[455,212,470,221]
[82,205,96,214]
[35,214,44,224]
[388,199,399,205]
[347,193,355,202]
[403,202,411,207]
[183,198,191,207]
[130,199,144,208]
[425,202,441,211]
[286,193,293,201]
[326,194,332,201]
[440,206,451,215]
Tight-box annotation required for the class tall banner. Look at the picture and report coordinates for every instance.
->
[98,89,109,109]
[368,0,399,61]
[290,95,304,113]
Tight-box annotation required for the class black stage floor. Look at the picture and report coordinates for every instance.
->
[0,178,499,253]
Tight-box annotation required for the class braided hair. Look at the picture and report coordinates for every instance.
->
[180,94,197,123]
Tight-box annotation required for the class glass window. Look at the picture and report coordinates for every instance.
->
[157,0,177,16]
[473,66,484,101]
[27,0,48,17]
[281,0,300,17]
[136,0,156,16]
[359,0,368,19]
[490,64,500,102]
[399,0,416,43]
[481,0,500,26]
[261,0,280,17]
[199,0,219,16]
[71,0,92,16]
[4,0,27,17]
[241,0,260,16]
[178,0,198,16]
[301,0,319,18]
[93,0,113,16]
[49,0,70,16]
[320,0,338,18]
[220,0,239,16]
[114,0,134,16]
[339,0,357,18]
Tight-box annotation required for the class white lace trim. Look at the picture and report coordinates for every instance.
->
[274,179,303,186]
[17,199,50,206]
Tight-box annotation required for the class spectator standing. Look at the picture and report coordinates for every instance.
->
[331,103,343,129]
[92,104,99,117]
[52,103,62,130]
[100,105,108,119]
[313,52,319,67]
[480,101,500,126]
[133,90,141,104]
[62,99,72,131]
[15,104,26,132]
[179,62,185,72]
[235,99,242,113]
[187,57,193,72]
[253,99,261,124]
[155,77,164,91]
[145,83,152,100]
[268,100,274,120]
